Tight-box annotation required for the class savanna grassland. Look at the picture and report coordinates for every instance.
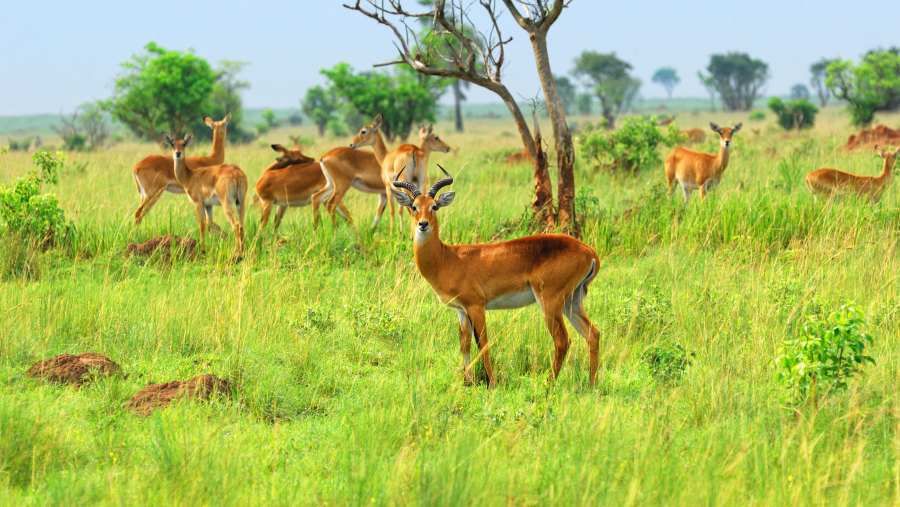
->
[2,108,900,505]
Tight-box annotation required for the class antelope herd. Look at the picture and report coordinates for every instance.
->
[128,111,897,386]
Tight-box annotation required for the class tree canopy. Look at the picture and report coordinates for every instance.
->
[810,58,836,107]
[651,67,680,98]
[572,51,640,129]
[826,48,900,126]
[706,52,770,111]
[554,75,577,115]
[302,86,340,137]
[107,43,249,143]
[321,62,447,142]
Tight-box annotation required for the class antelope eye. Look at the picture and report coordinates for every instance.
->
[434,136,439,140]
[361,129,367,134]
[431,205,439,211]
[411,205,419,212]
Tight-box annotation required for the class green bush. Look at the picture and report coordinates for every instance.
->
[576,116,683,174]
[768,97,818,130]
[641,343,694,384]
[63,134,87,151]
[774,304,875,406]
[0,151,70,245]
[748,109,766,121]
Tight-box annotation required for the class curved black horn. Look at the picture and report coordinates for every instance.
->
[391,166,420,197]
[427,164,454,197]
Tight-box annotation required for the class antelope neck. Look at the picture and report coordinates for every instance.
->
[372,130,388,165]
[412,222,447,281]
[173,155,194,186]
[210,126,225,159]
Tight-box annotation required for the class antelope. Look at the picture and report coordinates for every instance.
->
[505,146,532,166]
[164,132,247,256]
[805,145,899,202]
[349,114,451,231]
[133,113,230,225]
[392,166,602,387]
[665,122,742,204]
[313,147,385,228]
[256,145,350,231]
[681,128,706,145]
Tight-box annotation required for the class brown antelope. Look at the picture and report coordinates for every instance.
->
[164,132,247,256]
[314,147,385,229]
[256,145,350,231]
[349,114,451,231]
[505,146,532,166]
[805,145,899,202]
[133,113,230,225]
[681,128,706,145]
[391,166,602,387]
[665,122,742,204]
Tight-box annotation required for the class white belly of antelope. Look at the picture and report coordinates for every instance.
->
[485,287,536,310]
[203,194,222,207]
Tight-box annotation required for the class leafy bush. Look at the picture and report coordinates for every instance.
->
[0,151,69,245]
[7,138,33,151]
[748,109,766,121]
[63,134,88,151]
[576,116,683,174]
[768,97,818,130]
[641,343,694,384]
[774,304,875,406]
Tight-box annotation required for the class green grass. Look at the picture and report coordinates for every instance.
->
[2,108,900,504]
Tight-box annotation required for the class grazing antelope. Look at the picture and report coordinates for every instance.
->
[681,128,706,145]
[314,147,385,228]
[133,113,230,225]
[665,122,742,204]
[392,166,602,387]
[164,132,248,256]
[805,145,899,202]
[256,145,350,231]
[505,146,532,166]
[349,114,451,231]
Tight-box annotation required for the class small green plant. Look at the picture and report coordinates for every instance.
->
[748,109,766,121]
[768,97,818,130]
[0,151,69,245]
[641,342,694,384]
[774,304,875,406]
[576,116,683,175]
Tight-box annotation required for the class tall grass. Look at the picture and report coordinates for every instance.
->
[2,108,900,504]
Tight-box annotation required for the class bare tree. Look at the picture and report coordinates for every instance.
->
[344,0,576,232]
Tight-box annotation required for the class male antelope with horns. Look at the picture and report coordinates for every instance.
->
[392,166,602,386]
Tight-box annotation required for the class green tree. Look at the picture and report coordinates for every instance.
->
[768,97,818,130]
[826,49,900,126]
[651,67,680,98]
[108,42,217,143]
[705,52,770,111]
[322,62,448,141]
[810,57,836,107]
[572,51,640,129]
[554,75,577,114]
[262,109,278,128]
[790,84,810,100]
[302,85,339,137]
[576,93,592,115]
[697,71,717,111]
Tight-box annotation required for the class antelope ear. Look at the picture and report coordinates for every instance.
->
[223,112,231,124]
[163,133,174,147]
[184,132,194,146]
[204,117,214,128]
[419,124,427,134]
[427,124,433,134]
[874,144,883,156]
[271,144,286,153]
[373,114,383,128]
[731,122,743,133]
[434,191,456,209]
[709,122,721,133]
[394,191,414,208]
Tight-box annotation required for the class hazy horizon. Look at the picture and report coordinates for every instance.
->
[1,0,897,116]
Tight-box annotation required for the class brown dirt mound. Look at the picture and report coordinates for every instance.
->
[843,124,900,152]
[25,352,122,386]
[126,234,197,258]
[127,374,231,416]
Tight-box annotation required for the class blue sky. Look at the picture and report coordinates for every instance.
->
[0,0,897,116]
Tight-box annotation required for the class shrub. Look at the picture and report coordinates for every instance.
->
[748,109,766,121]
[774,304,875,406]
[0,151,69,245]
[576,116,683,174]
[641,343,694,384]
[63,134,87,151]
[768,97,818,130]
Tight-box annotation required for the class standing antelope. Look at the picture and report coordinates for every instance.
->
[392,166,602,387]
[314,147,385,228]
[665,122,742,204]
[256,145,351,231]
[164,133,247,256]
[133,113,230,225]
[349,114,451,231]
[805,145,899,202]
